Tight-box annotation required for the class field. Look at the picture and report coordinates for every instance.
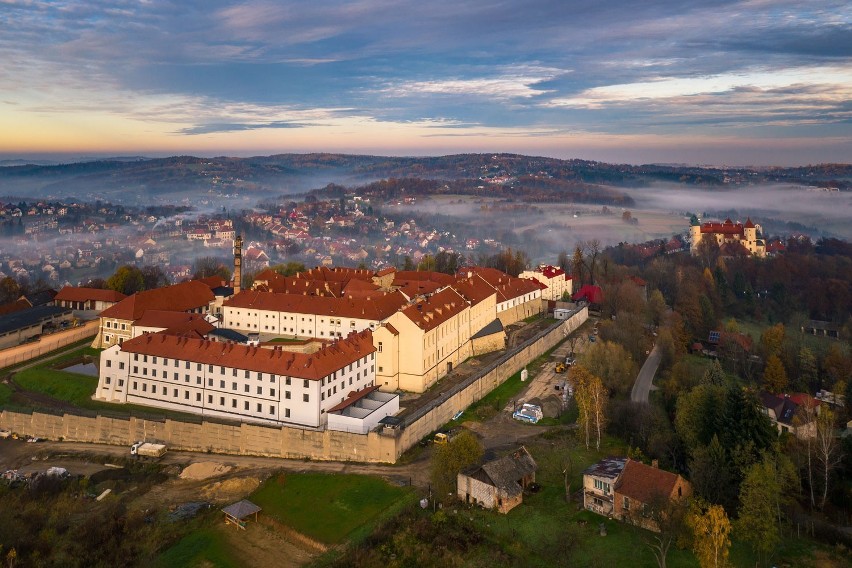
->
[5,346,204,421]
[251,473,413,545]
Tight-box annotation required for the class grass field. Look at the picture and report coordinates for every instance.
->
[154,527,240,568]
[250,473,413,545]
[11,348,102,407]
[0,381,11,405]
[5,346,205,421]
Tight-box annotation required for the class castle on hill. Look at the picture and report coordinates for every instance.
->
[689,215,765,257]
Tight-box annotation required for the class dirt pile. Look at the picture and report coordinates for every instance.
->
[179,462,232,480]
[201,476,261,502]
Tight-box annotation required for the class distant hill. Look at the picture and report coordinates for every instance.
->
[0,153,848,206]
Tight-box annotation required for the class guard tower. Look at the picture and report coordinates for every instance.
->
[233,235,243,294]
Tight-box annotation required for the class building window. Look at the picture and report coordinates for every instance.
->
[303,379,309,388]
[285,391,291,399]
[244,401,249,410]
[133,381,137,389]
[378,342,382,353]
[197,393,201,402]
[232,399,237,408]
[118,379,124,387]
[270,389,276,397]
[257,386,262,395]
[303,394,309,402]
[244,384,249,393]
[623,497,630,511]
[269,405,274,415]
[208,395,212,403]
[119,362,125,370]
[232,382,237,391]
[285,377,291,386]
[257,403,262,412]
[285,408,290,418]
[174,372,178,380]
[106,360,112,368]
[220,397,225,406]
[105,377,111,384]
[184,391,189,400]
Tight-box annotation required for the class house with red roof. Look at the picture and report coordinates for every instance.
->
[584,457,691,532]
[519,264,573,301]
[689,216,766,257]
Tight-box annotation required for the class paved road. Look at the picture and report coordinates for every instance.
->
[630,343,661,403]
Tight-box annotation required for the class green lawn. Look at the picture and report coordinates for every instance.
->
[266,337,303,343]
[154,527,240,568]
[6,346,205,421]
[250,473,412,545]
[0,381,11,405]
[12,349,101,407]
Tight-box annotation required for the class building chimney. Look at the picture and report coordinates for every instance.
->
[233,234,243,294]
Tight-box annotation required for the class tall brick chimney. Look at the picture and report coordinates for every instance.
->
[233,235,242,294]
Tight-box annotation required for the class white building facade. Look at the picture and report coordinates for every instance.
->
[96,330,387,429]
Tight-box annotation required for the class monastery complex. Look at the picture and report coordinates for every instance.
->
[94,241,572,432]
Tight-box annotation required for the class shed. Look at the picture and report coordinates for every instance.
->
[222,499,262,529]
[457,447,537,513]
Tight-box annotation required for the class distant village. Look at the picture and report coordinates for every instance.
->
[0,195,510,288]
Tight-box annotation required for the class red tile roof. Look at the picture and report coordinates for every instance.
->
[452,275,496,306]
[120,329,375,380]
[224,289,407,320]
[400,287,467,331]
[700,218,745,236]
[615,459,684,504]
[195,276,228,289]
[100,281,215,321]
[55,286,126,303]
[392,270,455,286]
[134,310,214,335]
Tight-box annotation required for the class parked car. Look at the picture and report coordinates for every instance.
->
[564,356,576,366]
[555,362,567,373]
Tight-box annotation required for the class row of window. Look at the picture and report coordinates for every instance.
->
[104,321,127,330]
[128,381,297,418]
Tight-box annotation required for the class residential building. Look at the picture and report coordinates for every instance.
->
[612,460,692,532]
[582,457,626,517]
[583,457,692,532]
[759,391,820,439]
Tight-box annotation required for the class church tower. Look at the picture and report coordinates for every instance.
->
[233,235,242,294]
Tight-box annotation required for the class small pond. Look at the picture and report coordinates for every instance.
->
[62,362,99,377]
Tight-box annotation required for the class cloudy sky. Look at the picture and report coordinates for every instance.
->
[1,0,850,165]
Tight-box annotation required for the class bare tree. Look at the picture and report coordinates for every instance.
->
[793,396,819,509]
[815,408,842,510]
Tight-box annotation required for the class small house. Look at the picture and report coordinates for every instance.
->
[457,447,537,513]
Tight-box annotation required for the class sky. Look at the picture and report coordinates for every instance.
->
[1,0,850,165]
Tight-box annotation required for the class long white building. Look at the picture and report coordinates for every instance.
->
[95,329,397,429]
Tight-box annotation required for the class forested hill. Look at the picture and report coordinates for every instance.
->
[0,153,848,205]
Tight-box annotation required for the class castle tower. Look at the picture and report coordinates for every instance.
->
[689,214,702,253]
[233,235,242,294]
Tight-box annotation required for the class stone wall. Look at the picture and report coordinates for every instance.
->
[0,308,587,463]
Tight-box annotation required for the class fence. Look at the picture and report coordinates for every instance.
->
[0,320,98,369]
